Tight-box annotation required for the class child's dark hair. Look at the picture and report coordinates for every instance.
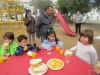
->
[18,35,27,42]
[3,32,14,41]
[79,29,93,44]
[46,29,59,44]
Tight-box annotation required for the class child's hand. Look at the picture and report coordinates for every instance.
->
[3,56,9,60]
[24,46,28,51]
[39,45,42,49]
[4,43,9,51]
[64,50,73,56]
[4,53,10,57]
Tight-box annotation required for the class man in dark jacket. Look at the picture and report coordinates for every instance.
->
[36,5,54,43]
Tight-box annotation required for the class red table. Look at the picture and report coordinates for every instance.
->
[0,49,96,75]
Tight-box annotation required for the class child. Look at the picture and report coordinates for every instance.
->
[65,29,98,66]
[42,29,63,50]
[15,35,35,56]
[0,32,18,56]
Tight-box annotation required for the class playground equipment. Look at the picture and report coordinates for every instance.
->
[55,10,76,36]
[0,0,25,37]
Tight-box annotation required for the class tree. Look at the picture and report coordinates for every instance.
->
[58,0,90,14]
[32,0,52,10]
[93,0,100,9]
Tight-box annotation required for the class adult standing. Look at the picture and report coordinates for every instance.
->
[36,5,54,43]
[73,11,83,34]
[24,9,35,45]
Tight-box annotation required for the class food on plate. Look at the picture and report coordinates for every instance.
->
[31,63,47,74]
[47,58,64,70]
[30,58,42,66]
[64,50,73,56]
[29,58,48,74]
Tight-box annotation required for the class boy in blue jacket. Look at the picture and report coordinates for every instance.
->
[15,35,34,56]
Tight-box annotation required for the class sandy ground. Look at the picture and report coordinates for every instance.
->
[0,23,100,59]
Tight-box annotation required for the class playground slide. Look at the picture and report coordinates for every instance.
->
[55,11,76,36]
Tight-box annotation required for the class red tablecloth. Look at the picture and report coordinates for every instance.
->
[0,49,96,75]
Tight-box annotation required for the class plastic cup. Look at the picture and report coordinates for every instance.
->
[59,50,64,55]
[47,48,52,55]
[0,56,4,64]
[65,56,70,63]
[51,46,55,50]
[32,52,37,58]
[56,46,60,51]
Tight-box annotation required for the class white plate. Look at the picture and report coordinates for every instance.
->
[47,58,64,70]
[28,63,48,75]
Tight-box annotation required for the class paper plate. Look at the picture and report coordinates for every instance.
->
[28,63,48,75]
[47,58,64,70]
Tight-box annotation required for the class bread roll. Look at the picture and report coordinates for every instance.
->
[27,51,33,56]
[4,43,9,46]
[30,58,42,66]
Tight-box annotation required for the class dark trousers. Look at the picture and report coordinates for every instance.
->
[75,23,81,34]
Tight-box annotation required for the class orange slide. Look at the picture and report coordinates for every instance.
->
[55,11,76,36]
